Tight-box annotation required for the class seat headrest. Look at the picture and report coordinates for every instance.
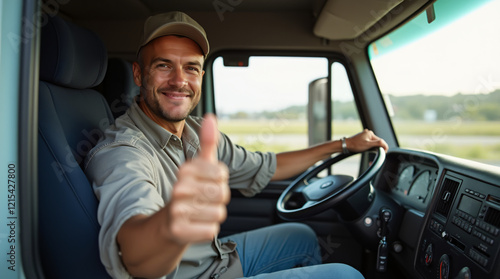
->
[101,58,140,118]
[40,16,108,89]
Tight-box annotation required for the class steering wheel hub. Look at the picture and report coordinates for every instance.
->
[303,175,354,201]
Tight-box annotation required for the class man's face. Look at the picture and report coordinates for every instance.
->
[133,36,205,123]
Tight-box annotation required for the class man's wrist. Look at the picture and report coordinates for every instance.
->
[341,137,349,154]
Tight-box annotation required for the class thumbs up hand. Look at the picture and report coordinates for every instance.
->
[166,114,230,244]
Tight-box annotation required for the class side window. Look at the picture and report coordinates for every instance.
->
[330,62,363,176]
[212,56,363,177]
[213,56,328,153]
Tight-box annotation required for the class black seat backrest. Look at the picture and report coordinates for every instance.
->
[38,15,112,278]
[100,57,140,118]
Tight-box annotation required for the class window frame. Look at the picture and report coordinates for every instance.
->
[202,50,376,179]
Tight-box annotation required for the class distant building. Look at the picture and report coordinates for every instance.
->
[424,109,437,122]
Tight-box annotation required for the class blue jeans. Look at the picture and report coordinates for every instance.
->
[220,223,364,279]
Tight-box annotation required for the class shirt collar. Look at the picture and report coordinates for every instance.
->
[128,101,175,149]
[128,101,201,156]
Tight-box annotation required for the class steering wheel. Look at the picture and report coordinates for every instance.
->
[277,147,385,221]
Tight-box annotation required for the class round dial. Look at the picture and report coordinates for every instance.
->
[396,165,414,195]
[408,170,431,201]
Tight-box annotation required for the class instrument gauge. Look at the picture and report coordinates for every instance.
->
[396,165,414,195]
[408,170,431,202]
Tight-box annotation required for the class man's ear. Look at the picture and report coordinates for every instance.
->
[132,62,142,87]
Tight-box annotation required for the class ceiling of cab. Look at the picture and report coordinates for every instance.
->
[56,0,325,20]
[52,0,429,56]
[56,0,428,38]
[314,0,404,40]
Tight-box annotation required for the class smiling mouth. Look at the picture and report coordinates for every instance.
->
[162,91,191,100]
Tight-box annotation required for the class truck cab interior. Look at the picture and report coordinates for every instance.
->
[2,0,500,278]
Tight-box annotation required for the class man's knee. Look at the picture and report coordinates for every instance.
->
[297,263,364,279]
[326,263,364,279]
[278,223,318,248]
[274,223,321,264]
[276,222,316,238]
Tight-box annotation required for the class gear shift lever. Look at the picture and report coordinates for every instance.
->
[376,208,392,272]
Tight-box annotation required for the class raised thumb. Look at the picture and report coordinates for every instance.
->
[198,113,219,162]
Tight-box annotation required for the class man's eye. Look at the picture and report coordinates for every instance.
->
[157,64,171,69]
[187,66,200,73]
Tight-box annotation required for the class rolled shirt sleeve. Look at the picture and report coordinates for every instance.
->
[218,133,276,197]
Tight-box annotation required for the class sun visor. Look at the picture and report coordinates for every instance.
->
[314,0,403,40]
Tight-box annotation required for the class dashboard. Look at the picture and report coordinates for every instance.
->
[374,148,500,279]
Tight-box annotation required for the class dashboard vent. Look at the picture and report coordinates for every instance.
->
[485,207,500,228]
[435,177,460,217]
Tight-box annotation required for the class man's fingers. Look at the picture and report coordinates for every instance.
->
[171,201,227,223]
[376,138,389,152]
[347,129,389,153]
[168,198,226,244]
[172,171,230,204]
[169,219,221,244]
[198,113,219,162]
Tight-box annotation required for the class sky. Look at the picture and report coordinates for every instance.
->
[213,57,329,113]
[370,0,500,96]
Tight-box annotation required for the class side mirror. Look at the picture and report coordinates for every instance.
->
[308,77,328,146]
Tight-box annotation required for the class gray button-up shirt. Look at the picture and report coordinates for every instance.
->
[84,102,277,279]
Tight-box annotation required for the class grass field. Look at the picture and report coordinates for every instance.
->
[219,120,500,136]
[391,120,500,136]
[218,119,500,163]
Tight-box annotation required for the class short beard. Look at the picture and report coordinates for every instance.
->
[139,86,195,122]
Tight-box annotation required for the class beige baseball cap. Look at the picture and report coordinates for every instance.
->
[137,11,209,57]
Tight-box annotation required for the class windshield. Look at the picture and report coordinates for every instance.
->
[369,0,500,166]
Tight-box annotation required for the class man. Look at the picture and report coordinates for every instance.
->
[85,11,388,279]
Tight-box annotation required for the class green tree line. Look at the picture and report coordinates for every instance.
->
[388,90,500,121]
[225,90,500,121]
